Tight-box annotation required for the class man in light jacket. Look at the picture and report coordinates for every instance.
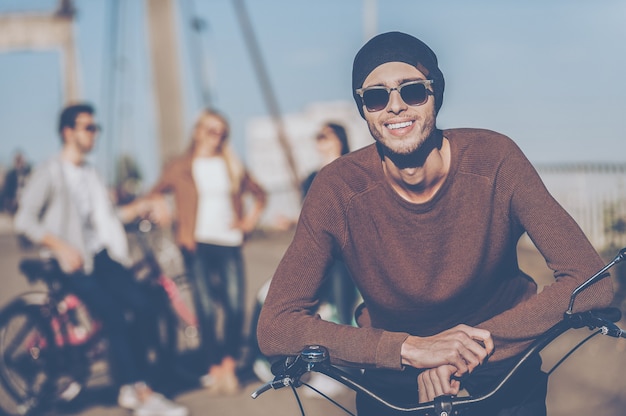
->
[15,103,188,416]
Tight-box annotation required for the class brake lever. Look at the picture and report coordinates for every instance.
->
[250,377,293,399]
[251,353,311,399]
[572,311,626,338]
[597,320,626,338]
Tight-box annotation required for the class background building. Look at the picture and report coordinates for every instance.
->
[247,100,372,227]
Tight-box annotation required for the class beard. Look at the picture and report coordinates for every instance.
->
[368,116,440,168]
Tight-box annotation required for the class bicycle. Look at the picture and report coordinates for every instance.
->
[251,247,626,416]
[0,219,201,416]
[126,219,203,386]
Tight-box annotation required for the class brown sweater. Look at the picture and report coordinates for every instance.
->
[257,128,613,370]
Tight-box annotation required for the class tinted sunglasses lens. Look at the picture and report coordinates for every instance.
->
[362,89,390,112]
[400,83,428,106]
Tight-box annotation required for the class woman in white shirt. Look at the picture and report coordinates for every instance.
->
[146,110,267,395]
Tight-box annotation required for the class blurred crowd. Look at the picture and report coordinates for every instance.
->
[0,151,31,216]
[3,101,359,415]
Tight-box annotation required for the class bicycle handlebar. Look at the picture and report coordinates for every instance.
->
[251,247,626,415]
[251,307,624,414]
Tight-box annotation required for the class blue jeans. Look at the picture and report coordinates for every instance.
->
[183,243,246,367]
[65,250,156,386]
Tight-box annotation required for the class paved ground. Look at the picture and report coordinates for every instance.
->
[0,213,625,415]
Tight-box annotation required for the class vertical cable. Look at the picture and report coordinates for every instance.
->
[182,0,213,108]
[100,0,119,185]
[231,0,301,197]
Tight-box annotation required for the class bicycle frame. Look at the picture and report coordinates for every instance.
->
[252,247,626,415]
[14,262,103,350]
[48,294,101,347]
[130,219,198,330]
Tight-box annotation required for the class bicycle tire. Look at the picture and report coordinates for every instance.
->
[0,298,59,416]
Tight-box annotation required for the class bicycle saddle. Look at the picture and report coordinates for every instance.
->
[19,258,62,283]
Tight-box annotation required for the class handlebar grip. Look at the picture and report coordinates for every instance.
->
[19,258,62,283]
[600,324,625,338]
[593,307,622,323]
[585,309,626,338]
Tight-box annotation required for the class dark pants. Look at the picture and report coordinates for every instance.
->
[183,243,246,368]
[65,250,156,385]
[356,354,547,416]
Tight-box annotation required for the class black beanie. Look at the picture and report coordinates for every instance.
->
[352,31,445,118]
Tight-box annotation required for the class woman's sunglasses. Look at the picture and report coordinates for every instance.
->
[355,79,434,112]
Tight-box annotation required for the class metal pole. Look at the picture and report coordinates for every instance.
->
[145,0,186,165]
[232,0,301,197]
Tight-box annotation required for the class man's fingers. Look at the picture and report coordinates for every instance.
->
[418,373,435,403]
[418,365,459,403]
[461,326,494,356]
[449,379,461,395]
[479,335,495,356]
[461,341,488,368]
[401,325,494,372]
[431,372,445,398]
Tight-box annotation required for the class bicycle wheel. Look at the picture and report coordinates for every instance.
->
[0,299,58,416]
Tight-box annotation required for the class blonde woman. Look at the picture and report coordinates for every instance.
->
[147,109,267,394]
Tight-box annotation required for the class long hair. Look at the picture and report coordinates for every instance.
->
[189,109,245,194]
[325,122,350,155]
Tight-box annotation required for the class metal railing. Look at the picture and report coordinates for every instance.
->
[536,163,626,251]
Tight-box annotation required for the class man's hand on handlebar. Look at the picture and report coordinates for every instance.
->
[400,324,493,376]
[41,234,84,274]
[119,196,173,227]
[418,364,460,403]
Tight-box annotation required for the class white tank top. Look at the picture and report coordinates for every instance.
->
[192,157,243,247]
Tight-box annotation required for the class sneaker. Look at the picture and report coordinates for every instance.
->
[134,393,188,416]
[219,371,241,395]
[118,384,141,410]
[203,372,241,396]
[59,381,82,402]
[199,373,216,388]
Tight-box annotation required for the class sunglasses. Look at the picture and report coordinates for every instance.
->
[74,123,101,133]
[355,79,434,112]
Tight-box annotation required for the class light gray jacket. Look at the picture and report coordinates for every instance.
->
[14,155,130,273]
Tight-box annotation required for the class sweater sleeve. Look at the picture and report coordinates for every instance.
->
[241,169,267,210]
[477,146,614,361]
[257,170,409,370]
[148,166,175,196]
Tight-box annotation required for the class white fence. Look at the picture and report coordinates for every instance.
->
[536,163,626,251]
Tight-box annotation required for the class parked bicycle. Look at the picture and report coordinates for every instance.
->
[0,219,201,416]
[252,247,626,416]
[126,219,203,385]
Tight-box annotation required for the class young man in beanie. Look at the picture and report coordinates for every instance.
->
[257,32,613,415]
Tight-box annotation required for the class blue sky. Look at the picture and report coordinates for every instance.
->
[0,0,625,187]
